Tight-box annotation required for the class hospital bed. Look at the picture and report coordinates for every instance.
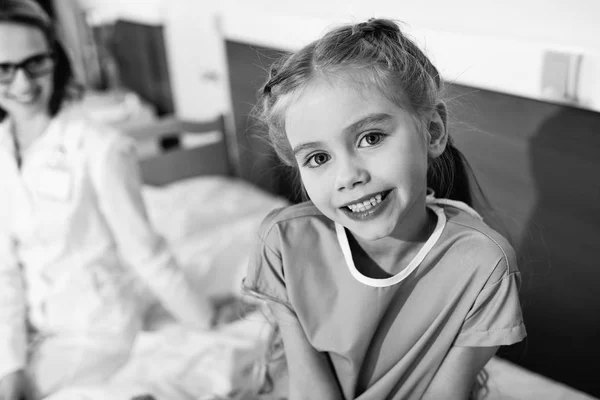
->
[130,113,596,400]
[48,93,596,399]
[51,109,592,400]
[61,7,599,395]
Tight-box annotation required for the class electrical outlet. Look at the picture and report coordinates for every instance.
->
[540,50,582,104]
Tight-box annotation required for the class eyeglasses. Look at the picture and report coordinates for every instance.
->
[0,52,55,84]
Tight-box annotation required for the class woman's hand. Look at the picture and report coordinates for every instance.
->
[0,370,34,400]
[210,295,259,328]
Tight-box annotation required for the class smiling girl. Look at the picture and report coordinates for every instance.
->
[243,18,526,400]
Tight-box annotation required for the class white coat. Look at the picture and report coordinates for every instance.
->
[0,106,212,381]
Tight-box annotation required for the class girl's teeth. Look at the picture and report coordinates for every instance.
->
[347,193,384,213]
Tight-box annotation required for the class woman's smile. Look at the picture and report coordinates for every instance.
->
[6,86,42,104]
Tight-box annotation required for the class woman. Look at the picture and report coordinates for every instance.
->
[0,1,213,398]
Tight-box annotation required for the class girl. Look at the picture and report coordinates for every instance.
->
[0,1,213,399]
[243,18,526,400]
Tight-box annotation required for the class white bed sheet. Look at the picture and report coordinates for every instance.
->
[144,176,288,299]
[482,357,597,400]
[45,315,273,400]
[45,176,288,400]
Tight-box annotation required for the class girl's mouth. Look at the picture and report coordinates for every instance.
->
[342,190,392,212]
[340,189,393,221]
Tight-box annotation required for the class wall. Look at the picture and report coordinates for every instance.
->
[220,0,600,49]
[213,0,600,118]
[75,1,600,118]
[218,1,600,112]
[77,0,600,49]
[76,0,164,25]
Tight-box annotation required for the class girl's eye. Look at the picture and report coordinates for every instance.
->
[358,132,384,147]
[305,152,330,168]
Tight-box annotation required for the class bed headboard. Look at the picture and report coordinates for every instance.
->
[225,40,600,398]
[124,114,234,185]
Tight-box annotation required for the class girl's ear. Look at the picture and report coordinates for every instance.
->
[427,101,448,158]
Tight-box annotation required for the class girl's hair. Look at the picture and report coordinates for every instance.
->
[255,18,477,206]
[0,0,81,121]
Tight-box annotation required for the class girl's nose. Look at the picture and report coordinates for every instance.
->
[335,157,370,191]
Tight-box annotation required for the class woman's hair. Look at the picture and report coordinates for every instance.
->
[255,18,477,206]
[0,0,80,121]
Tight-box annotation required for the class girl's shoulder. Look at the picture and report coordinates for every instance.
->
[441,204,518,276]
[246,201,338,297]
[257,201,335,247]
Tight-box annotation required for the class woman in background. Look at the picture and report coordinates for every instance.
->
[0,1,213,399]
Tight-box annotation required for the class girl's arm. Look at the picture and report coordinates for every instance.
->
[421,345,498,400]
[270,303,343,400]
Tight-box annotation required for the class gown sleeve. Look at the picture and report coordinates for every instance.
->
[89,132,213,329]
[0,215,27,378]
[242,210,293,312]
[454,255,527,347]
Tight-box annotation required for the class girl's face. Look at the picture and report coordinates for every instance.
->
[285,76,445,241]
[0,23,54,119]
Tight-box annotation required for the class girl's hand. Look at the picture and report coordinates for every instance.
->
[0,370,34,400]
